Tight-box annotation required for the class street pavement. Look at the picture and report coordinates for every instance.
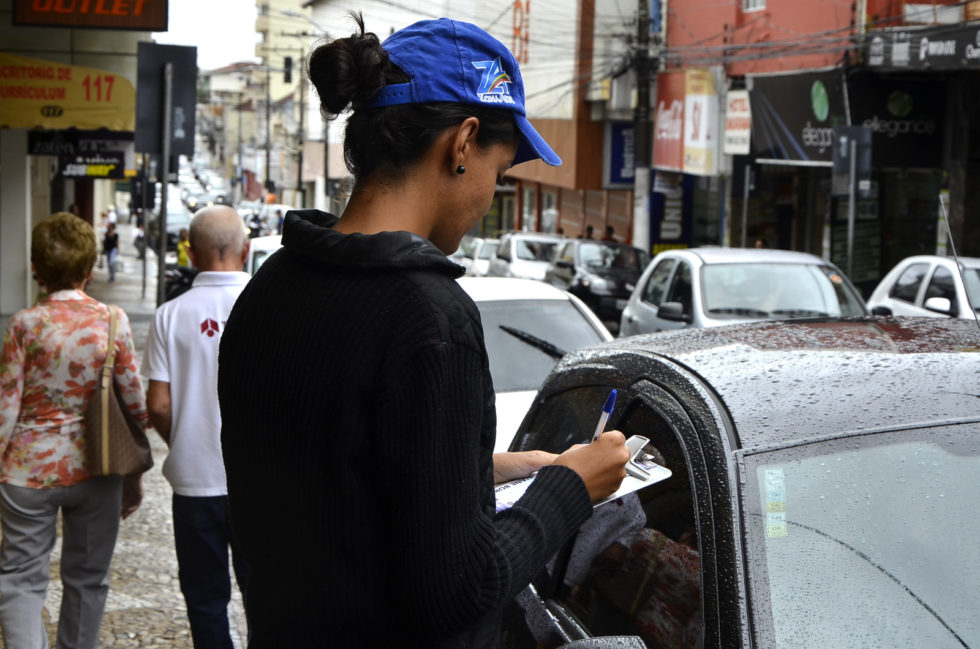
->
[0,221,247,648]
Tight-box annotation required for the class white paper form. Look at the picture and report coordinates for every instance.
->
[494,436,672,512]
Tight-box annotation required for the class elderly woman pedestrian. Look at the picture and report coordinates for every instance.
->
[0,212,147,649]
[217,15,630,648]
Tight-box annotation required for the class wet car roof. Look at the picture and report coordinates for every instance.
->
[564,317,980,451]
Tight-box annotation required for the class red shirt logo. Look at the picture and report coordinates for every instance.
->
[200,318,220,337]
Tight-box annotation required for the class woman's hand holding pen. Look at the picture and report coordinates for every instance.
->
[553,431,630,502]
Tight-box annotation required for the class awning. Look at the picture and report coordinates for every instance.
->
[0,51,135,131]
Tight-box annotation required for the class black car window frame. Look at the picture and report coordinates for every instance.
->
[517,376,734,649]
[889,262,929,304]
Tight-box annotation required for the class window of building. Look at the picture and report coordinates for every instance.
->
[743,0,765,11]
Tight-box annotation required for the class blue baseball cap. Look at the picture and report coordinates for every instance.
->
[365,18,562,167]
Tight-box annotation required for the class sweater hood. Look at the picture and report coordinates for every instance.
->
[281,209,465,278]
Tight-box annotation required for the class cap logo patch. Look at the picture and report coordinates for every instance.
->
[472,58,516,106]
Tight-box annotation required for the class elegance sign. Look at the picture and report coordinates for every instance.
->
[13,0,168,31]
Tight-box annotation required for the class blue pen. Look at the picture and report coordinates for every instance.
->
[592,389,617,442]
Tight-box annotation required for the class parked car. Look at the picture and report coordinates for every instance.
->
[486,232,565,281]
[505,316,980,649]
[457,277,611,453]
[469,239,501,277]
[619,247,867,336]
[866,254,980,319]
[245,235,283,275]
[545,239,650,324]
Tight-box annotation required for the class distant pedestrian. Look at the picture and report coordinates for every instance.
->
[145,205,251,649]
[103,222,120,282]
[0,212,146,649]
[275,209,285,235]
[579,224,595,239]
[177,228,192,267]
[754,237,768,249]
[601,225,616,242]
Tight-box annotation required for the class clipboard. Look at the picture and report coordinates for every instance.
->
[494,435,672,512]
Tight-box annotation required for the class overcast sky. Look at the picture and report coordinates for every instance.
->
[153,0,259,70]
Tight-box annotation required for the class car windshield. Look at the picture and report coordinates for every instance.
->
[478,241,500,260]
[702,263,866,318]
[742,425,980,648]
[515,239,559,262]
[579,242,646,271]
[476,299,606,391]
[963,267,980,311]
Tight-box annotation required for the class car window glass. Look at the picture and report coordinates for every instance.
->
[641,259,677,307]
[701,263,866,319]
[557,243,574,263]
[743,426,979,648]
[497,236,512,261]
[924,267,958,314]
[665,262,693,315]
[519,387,703,649]
[964,268,980,312]
[250,250,271,275]
[477,241,499,260]
[515,239,559,262]
[476,300,606,392]
[889,263,929,303]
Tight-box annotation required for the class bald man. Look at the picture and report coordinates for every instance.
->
[145,206,251,648]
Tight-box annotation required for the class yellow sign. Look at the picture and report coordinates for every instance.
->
[0,51,135,131]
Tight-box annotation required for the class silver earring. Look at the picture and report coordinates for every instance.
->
[456,165,466,175]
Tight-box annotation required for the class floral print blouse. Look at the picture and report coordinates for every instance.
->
[0,290,148,488]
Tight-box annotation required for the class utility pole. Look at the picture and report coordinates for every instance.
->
[633,0,652,252]
[297,50,305,208]
[265,65,272,196]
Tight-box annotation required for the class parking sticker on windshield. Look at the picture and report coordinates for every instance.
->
[763,468,787,538]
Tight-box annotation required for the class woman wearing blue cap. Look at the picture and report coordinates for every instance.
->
[217,15,630,648]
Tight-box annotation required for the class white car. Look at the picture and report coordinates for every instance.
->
[245,235,282,275]
[619,247,868,336]
[486,232,565,281]
[866,254,980,318]
[457,277,612,453]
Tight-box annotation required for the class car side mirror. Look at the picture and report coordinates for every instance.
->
[924,296,954,315]
[870,305,893,316]
[555,259,573,269]
[658,301,692,323]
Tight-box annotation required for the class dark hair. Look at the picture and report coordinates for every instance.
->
[307,13,518,181]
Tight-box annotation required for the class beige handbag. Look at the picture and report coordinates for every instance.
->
[84,306,154,476]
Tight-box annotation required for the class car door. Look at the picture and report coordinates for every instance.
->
[508,371,739,649]
[487,234,513,277]
[621,257,677,335]
[547,242,576,289]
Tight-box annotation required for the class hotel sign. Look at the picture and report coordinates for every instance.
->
[13,0,168,31]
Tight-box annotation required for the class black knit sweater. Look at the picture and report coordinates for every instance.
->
[218,210,592,648]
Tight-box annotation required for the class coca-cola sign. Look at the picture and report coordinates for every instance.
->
[653,71,686,171]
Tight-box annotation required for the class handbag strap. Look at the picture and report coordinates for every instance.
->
[98,306,120,472]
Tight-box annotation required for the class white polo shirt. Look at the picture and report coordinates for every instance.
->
[144,271,251,496]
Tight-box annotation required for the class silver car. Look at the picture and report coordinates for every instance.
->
[866,254,980,319]
[619,247,867,336]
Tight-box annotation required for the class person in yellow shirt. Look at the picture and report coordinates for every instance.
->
[177,229,192,267]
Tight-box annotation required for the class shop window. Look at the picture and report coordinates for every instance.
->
[522,187,536,232]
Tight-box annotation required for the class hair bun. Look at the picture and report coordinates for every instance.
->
[308,13,402,118]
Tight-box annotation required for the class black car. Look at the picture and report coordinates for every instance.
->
[505,317,980,649]
[545,239,650,325]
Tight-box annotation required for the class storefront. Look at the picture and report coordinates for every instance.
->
[743,67,946,295]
